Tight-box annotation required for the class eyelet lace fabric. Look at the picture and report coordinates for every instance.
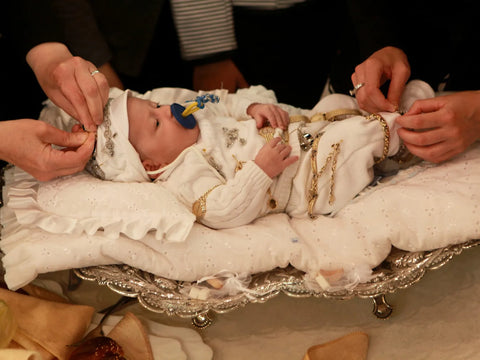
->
[1,84,480,294]
[3,170,195,242]
[2,142,480,291]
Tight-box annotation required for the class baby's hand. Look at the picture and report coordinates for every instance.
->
[247,103,290,130]
[254,137,298,178]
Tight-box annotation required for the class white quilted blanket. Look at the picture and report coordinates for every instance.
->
[1,85,479,291]
[2,141,480,290]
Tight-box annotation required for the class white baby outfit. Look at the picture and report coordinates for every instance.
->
[152,81,434,229]
[75,81,433,229]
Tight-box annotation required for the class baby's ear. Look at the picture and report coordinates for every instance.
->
[142,160,163,179]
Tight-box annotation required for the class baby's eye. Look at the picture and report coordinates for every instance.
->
[156,103,161,108]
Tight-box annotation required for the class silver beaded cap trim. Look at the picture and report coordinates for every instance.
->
[85,98,114,180]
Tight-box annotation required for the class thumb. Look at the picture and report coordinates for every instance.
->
[42,126,90,148]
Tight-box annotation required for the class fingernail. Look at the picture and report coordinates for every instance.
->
[389,102,399,112]
[77,132,89,143]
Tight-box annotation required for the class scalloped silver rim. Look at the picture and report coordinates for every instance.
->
[74,239,480,319]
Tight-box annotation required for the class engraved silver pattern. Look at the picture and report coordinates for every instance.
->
[74,239,480,326]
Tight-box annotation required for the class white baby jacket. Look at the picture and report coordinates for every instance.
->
[156,92,303,229]
[155,91,402,229]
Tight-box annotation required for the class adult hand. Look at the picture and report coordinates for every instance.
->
[396,91,480,163]
[0,119,95,181]
[351,46,411,113]
[193,59,249,92]
[26,42,110,132]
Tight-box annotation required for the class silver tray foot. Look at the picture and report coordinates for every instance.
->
[372,294,393,319]
[192,312,212,329]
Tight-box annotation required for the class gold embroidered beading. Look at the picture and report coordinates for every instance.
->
[232,155,246,173]
[365,113,390,164]
[258,126,289,144]
[232,154,246,174]
[289,108,361,124]
[192,184,221,219]
[266,188,277,209]
[307,137,342,219]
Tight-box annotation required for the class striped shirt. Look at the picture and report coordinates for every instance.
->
[170,0,306,61]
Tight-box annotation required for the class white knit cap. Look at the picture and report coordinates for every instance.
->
[86,90,150,182]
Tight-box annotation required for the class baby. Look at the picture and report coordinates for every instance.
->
[82,82,434,229]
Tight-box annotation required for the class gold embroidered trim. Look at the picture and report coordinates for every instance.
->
[289,115,310,123]
[192,185,221,219]
[307,137,342,219]
[366,113,390,164]
[290,108,361,124]
[267,188,277,209]
[232,154,246,173]
[258,126,289,144]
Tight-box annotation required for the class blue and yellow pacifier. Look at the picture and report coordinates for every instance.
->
[171,94,220,129]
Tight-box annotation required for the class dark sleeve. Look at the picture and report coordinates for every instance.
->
[6,0,66,56]
[50,0,112,67]
[6,0,112,67]
[328,0,403,93]
[346,0,404,60]
[330,0,459,92]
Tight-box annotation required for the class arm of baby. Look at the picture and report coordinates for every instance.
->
[247,103,290,130]
[195,139,297,228]
[220,92,289,129]
[192,161,274,229]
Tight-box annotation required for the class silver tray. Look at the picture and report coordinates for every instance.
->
[2,165,479,327]
[74,238,480,327]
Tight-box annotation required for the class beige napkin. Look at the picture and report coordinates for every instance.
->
[0,287,95,360]
[304,332,369,360]
[0,349,43,360]
[108,312,154,360]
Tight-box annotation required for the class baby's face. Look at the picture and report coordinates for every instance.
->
[127,97,200,172]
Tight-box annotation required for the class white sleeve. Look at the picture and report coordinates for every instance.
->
[170,0,237,61]
[202,91,255,120]
[196,161,273,229]
[222,93,255,119]
[164,150,272,229]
